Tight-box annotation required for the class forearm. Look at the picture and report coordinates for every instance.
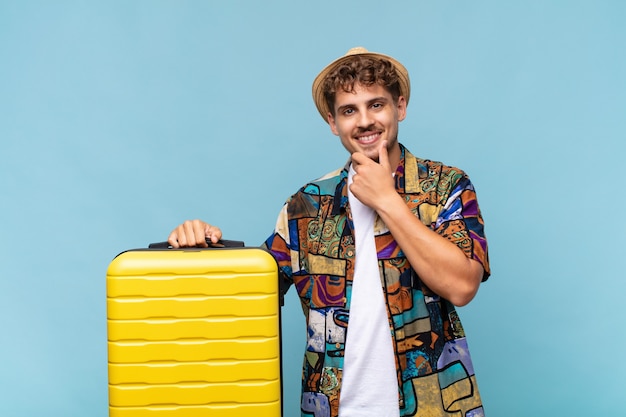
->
[376,193,483,306]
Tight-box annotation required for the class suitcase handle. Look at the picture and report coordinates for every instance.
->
[148,238,245,249]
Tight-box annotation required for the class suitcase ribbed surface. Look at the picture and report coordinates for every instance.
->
[106,247,281,417]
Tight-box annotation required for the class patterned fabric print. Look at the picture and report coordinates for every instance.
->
[263,144,490,417]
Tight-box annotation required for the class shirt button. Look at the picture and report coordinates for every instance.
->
[335,343,341,349]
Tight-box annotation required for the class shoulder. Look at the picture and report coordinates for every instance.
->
[401,144,467,180]
[402,145,470,192]
[282,166,347,218]
[418,158,468,183]
[292,166,346,197]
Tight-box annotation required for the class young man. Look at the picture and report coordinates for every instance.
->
[168,47,490,417]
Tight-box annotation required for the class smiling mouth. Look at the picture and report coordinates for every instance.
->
[356,131,381,143]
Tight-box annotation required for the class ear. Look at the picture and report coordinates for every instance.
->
[396,96,407,122]
[327,112,339,136]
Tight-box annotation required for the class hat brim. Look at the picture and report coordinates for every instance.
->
[312,49,411,123]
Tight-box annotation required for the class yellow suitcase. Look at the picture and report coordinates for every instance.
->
[106,241,282,417]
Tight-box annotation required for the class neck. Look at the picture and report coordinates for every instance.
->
[388,142,402,168]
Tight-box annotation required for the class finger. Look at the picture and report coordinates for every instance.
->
[191,220,210,247]
[180,221,194,247]
[167,228,181,248]
[351,151,367,168]
[378,140,390,170]
[205,224,223,244]
[179,220,205,247]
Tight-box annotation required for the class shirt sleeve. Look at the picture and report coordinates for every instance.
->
[435,175,491,280]
[262,202,295,294]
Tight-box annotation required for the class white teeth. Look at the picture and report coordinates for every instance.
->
[358,133,378,141]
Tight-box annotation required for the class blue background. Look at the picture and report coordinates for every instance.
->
[1,1,624,416]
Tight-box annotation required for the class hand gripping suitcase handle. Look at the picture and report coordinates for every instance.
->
[148,238,245,249]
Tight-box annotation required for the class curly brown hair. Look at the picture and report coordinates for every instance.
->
[322,55,402,116]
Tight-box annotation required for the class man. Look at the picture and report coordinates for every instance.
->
[168,47,490,417]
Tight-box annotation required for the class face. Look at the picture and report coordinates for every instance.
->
[327,83,407,166]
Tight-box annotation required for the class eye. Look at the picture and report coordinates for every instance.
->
[342,108,355,116]
[371,102,383,110]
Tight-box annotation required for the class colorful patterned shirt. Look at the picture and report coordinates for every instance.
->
[263,144,490,417]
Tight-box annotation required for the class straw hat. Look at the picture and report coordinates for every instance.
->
[311,46,411,122]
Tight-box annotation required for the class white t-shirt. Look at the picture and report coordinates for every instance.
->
[339,165,400,417]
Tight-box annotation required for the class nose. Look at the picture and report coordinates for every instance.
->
[357,109,374,128]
